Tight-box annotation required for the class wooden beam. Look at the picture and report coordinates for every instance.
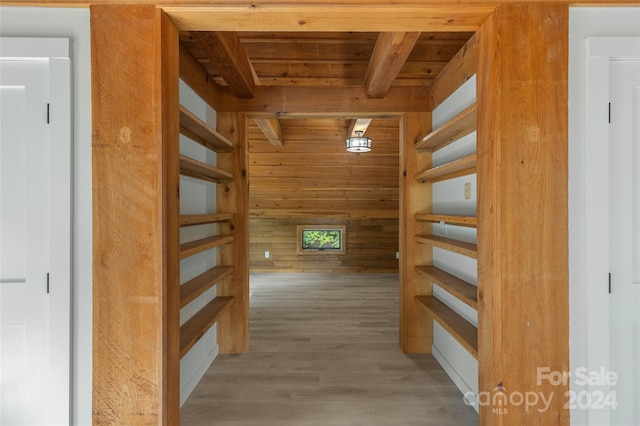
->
[365,32,421,98]
[91,5,180,425]
[253,118,283,146]
[347,118,372,138]
[217,85,430,115]
[216,113,250,353]
[430,32,478,110]
[188,31,258,99]
[399,112,433,353]
[164,4,497,32]
[179,41,221,111]
[477,5,569,425]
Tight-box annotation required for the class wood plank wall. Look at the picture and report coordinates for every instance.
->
[250,217,399,272]
[248,117,400,272]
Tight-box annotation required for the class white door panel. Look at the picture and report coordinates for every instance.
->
[0,38,71,426]
[609,59,640,426]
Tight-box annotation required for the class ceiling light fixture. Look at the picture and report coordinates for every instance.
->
[345,131,372,153]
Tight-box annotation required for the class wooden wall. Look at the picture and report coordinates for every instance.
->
[248,117,400,272]
[250,217,399,272]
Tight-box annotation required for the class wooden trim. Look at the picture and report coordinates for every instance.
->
[216,85,430,115]
[91,5,179,424]
[365,32,421,98]
[160,10,181,426]
[430,32,478,110]
[180,105,234,152]
[399,112,433,354]
[477,5,569,424]
[216,112,250,353]
[296,224,347,255]
[163,5,495,32]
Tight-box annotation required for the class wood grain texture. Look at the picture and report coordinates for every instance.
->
[216,112,250,354]
[399,112,434,354]
[180,296,235,357]
[430,33,478,110]
[181,273,478,426]
[414,153,477,183]
[477,5,569,425]
[415,265,478,309]
[179,41,220,112]
[414,103,477,152]
[365,32,421,98]
[249,117,400,219]
[189,31,257,99]
[416,295,478,359]
[250,217,399,273]
[91,5,179,424]
[179,105,234,152]
[414,234,478,259]
[160,11,181,426]
[253,118,283,146]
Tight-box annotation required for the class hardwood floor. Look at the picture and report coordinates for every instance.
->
[180,273,478,425]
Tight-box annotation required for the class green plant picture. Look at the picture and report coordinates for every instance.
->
[301,229,342,250]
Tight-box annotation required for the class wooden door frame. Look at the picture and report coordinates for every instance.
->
[90,4,570,425]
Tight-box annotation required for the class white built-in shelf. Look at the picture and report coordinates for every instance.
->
[180,155,234,183]
[415,265,477,309]
[180,105,234,153]
[414,103,477,153]
[416,295,478,359]
[414,154,476,183]
[414,234,477,259]
[414,212,477,227]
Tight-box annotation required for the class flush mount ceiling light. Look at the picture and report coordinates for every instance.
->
[345,131,372,153]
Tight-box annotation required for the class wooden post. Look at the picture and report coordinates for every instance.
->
[216,112,250,353]
[91,5,180,424]
[399,112,433,353]
[476,4,569,425]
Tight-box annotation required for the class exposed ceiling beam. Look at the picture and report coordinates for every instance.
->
[216,85,430,115]
[347,118,373,137]
[179,42,221,111]
[254,118,283,146]
[188,31,258,99]
[365,32,421,98]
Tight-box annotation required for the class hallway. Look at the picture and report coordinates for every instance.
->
[180,273,478,425]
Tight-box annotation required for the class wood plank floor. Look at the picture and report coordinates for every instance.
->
[180,273,478,426]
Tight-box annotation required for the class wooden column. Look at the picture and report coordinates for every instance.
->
[91,6,180,424]
[476,4,569,425]
[216,112,250,353]
[399,112,433,353]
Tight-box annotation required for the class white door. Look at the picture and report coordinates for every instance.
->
[0,38,71,426]
[609,59,640,426]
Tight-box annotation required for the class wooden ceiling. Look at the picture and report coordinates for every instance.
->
[180,30,473,143]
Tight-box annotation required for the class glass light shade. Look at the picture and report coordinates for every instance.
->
[345,131,372,152]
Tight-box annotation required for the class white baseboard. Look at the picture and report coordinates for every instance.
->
[432,345,479,413]
[180,343,219,407]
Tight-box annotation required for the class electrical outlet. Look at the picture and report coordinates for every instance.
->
[464,182,472,200]
[396,251,400,260]
[264,251,270,259]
